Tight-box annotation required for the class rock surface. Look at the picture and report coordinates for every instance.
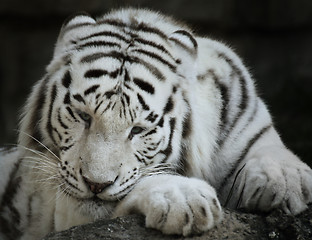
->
[44,206,312,240]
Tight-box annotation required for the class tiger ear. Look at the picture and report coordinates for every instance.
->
[54,12,96,57]
[169,30,198,78]
[169,30,198,58]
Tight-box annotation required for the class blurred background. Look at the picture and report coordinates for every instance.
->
[0,0,311,166]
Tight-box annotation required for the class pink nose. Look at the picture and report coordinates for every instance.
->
[83,177,114,194]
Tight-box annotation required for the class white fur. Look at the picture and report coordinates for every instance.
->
[1,8,312,240]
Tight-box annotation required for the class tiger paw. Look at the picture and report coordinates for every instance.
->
[114,175,223,236]
[232,146,312,214]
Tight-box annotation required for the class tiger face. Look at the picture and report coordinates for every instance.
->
[19,11,197,216]
[54,53,179,204]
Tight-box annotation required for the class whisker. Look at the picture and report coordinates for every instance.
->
[22,160,58,175]
[140,163,177,177]
[17,130,61,162]
[22,156,58,169]
[17,144,56,163]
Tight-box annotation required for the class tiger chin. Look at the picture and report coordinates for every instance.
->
[1,8,312,240]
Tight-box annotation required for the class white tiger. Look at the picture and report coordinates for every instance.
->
[1,8,312,240]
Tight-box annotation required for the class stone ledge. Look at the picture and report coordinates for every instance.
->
[43,205,312,240]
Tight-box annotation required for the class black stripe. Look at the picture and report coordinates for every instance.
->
[62,71,72,88]
[135,38,174,60]
[124,83,132,90]
[84,69,107,79]
[182,111,192,139]
[163,96,174,114]
[133,49,176,72]
[130,56,165,81]
[135,22,167,40]
[157,117,164,127]
[124,93,130,105]
[137,94,150,111]
[53,127,62,141]
[121,97,127,118]
[134,153,146,165]
[214,78,229,146]
[219,81,229,125]
[63,92,71,104]
[60,144,74,152]
[177,144,188,175]
[129,109,134,122]
[219,124,272,192]
[104,91,115,99]
[145,112,158,123]
[84,84,100,96]
[98,18,127,28]
[47,84,58,145]
[66,106,78,121]
[63,178,83,193]
[26,194,34,229]
[94,100,104,114]
[84,69,119,79]
[57,108,69,129]
[124,69,130,82]
[0,158,22,208]
[219,53,249,137]
[80,51,125,63]
[160,118,176,163]
[77,40,121,50]
[133,78,155,94]
[99,19,168,39]
[142,129,157,137]
[172,30,198,50]
[169,37,195,54]
[82,52,165,81]
[101,101,112,114]
[27,76,49,146]
[111,102,117,110]
[73,94,86,104]
[79,30,129,43]
[147,140,162,151]
[120,94,126,109]
[0,158,23,239]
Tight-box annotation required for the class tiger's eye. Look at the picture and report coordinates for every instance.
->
[131,126,145,135]
[128,126,146,140]
[78,111,92,128]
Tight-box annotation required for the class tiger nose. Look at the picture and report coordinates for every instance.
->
[83,177,114,194]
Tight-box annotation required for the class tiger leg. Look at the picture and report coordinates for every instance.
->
[113,175,223,236]
[227,128,312,214]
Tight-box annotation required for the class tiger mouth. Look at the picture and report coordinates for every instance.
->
[85,192,128,204]
[88,196,114,205]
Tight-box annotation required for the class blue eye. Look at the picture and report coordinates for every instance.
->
[129,126,145,140]
[78,111,92,128]
[131,126,145,135]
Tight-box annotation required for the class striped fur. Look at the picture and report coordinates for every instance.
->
[1,8,312,239]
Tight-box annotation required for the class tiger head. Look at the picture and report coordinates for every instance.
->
[18,9,197,217]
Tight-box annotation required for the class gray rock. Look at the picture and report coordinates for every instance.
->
[43,206,312,240]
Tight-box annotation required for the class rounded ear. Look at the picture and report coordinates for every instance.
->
[58,12,96,39]
[169,30,198,57]
[53,12,96,58]
[169,30,198,79]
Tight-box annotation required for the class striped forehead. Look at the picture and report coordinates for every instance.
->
[56,19,181,118]
[66,19,179,83]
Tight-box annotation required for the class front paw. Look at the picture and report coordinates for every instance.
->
[114,175,223,236]
[229,147,312,214]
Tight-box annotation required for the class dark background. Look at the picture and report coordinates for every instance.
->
[0,0,311,166]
